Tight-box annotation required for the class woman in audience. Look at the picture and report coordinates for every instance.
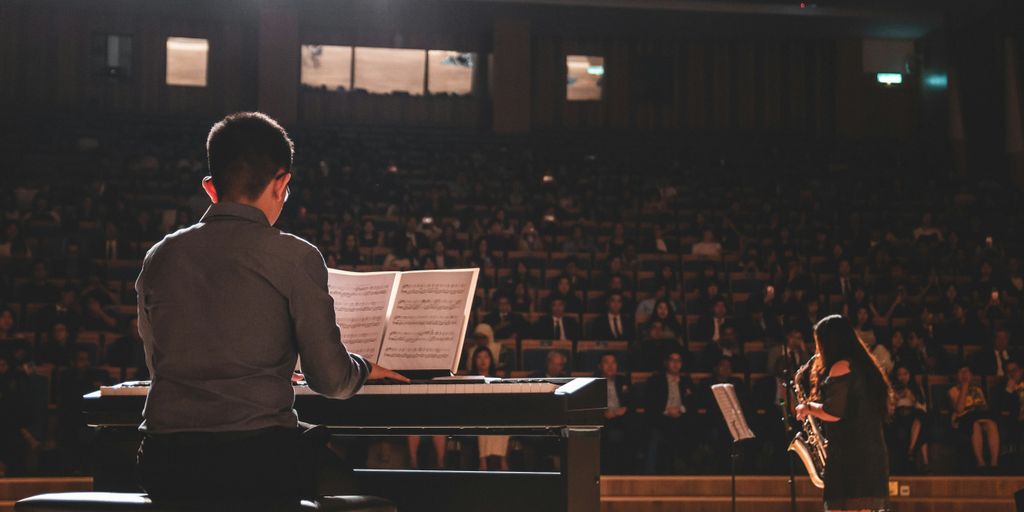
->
[644,299,684,342]
[359,219,382,247]
[656,264,679,293]
[472,347,510,471]
[510,282,533,313]
[888,364,930,472]
[854,306,892,374]
[382,238,417,270]
[338,232,364,266]
[948,365,1000,471]
[516,221,545,252]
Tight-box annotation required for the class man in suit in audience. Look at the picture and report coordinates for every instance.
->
[971,328,1020,377]
[597,352,635,473]
[826,259,861,303]
[483,294,529,340]
[643,348,698,474]
[533,297,581,341]
[693,297,733,342]
[699,325,746,372]
[589,292,635,342]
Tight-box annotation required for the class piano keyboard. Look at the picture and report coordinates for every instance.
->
[100,380,561,397]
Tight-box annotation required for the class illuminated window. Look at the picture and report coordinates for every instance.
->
[301,44,353,91]
[876,73,903,86]
[95,34,132,78]
[166,37,208,87]
[354,47,425,95]
[566,55,604,101]
[428,50,474,95]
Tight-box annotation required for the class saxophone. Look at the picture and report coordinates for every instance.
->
[788,354,827,489]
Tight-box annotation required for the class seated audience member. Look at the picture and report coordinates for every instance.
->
[887,365,930,473]
[597,352,634,474]
[691,229,723,259]
[589,292,635,342]
[790,297,822,343]
[337,232,364,266]
[462,324,504,373]
[0,308,31,363]
[105,317,149,379]
[530,350,570,378]
[561,225,596,253]
[81,295,119,332]
[741,288,783,343]
[827,259,861,303]
[906,327,947,375]
[533,298,580,341]
[852,306,878,350]
[471,347,509,471]
[693,297,733,343]
[990,360,1022,457]
[35,322,74,367]
[546,276,583,314]
[34,284,81,336]
[634,284,678,325]
[643,348,698,474]
[18,262,59,304]
[643,299,684,342]
[971,328,1019,377]
[382,238,418,270]
[516,221,545,252]
[483,294,529,340]
[767,326,810,379]
[510,282,533,313]
[948,365,1000,471]
[560,256,588,291]
[699,325,745,372]
[56,347,110,471]
[0,354,35,476]
[938,301,985,346]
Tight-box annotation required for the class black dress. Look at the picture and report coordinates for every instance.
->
[821,363,890,511]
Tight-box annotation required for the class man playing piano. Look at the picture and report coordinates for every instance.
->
[134,112,408,507]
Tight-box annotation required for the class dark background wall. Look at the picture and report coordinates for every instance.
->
[0,0,984,145]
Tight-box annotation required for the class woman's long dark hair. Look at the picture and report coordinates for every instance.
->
[810,314,892,414]
[471,346,496,377]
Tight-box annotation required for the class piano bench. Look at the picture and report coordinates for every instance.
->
[15,492,397,512]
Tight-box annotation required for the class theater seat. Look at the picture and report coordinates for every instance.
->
[15,492,396,512]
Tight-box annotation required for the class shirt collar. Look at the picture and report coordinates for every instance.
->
[200,202,270,226]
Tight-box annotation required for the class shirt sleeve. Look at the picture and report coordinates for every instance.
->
[821,374,850,419]
[290,249,371,399]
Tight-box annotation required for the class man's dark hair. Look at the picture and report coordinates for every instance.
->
[206,112,294,201]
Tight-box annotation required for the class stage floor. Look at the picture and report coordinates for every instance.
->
[2,475,1021,511]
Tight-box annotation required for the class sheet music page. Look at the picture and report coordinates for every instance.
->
[376,268,480,371]
[326,268,399,363]
[711,383,756,441]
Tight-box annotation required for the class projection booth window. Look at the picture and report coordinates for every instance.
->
[301,44,354,91]
[166,37,209,87]
[427,50,474,96]
[354,47,426,95]
[566,55,604,101]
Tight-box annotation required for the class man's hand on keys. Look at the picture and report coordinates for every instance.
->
[368,362,411,383]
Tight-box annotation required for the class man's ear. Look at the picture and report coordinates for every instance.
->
[274,169,291,202]
[202,176,219,204]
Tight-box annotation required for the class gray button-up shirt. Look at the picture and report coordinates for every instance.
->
[136,202,370,433]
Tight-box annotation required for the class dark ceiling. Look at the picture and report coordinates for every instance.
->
[447,0,1008,39]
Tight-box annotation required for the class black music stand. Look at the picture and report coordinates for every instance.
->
[711,383,755,512]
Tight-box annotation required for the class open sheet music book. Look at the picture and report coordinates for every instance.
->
[711,383,755,442]
[326,267,479,374]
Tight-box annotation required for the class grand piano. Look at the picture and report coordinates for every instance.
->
[84,377,606,512]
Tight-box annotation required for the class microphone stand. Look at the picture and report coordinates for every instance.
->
[778,339,798,512]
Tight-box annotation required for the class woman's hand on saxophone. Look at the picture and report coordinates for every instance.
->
[795,403,810,421]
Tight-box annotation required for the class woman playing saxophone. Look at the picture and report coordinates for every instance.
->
[795,315,892,512]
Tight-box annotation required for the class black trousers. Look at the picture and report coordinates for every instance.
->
[138,423,356,510]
